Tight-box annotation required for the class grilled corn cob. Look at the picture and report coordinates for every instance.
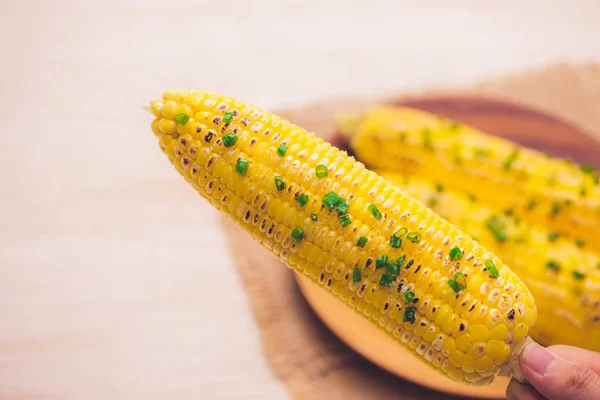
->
[380,171,600,351]
[344,106,600,252]
[147,91,537,385]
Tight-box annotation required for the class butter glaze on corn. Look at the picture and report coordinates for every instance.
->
[380,171,600,351]
[148,91,537,385]
[346,106,600,252]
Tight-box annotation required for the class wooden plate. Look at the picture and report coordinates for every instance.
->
[294,97,600,399]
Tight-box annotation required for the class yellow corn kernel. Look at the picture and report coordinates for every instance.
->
[147,91,538,385]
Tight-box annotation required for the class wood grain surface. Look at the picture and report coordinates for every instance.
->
[222,95,600,400]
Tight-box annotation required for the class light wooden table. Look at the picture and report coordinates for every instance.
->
[1,1,599,399]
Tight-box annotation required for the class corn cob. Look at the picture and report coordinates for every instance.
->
[147,91,537,385]
[380,171,600,351]
[344,106,600,252]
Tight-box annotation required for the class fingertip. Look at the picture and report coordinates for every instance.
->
[506,378,545,400]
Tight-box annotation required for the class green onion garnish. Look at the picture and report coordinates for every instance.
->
[447,279,462,293]
[379,274,394,288]
[403,307,416,323]
[428,197,438,207]
[396,255,406,267]
[504,208,514,217]
[454,272,467,288]
[322,191,342,209]
[174,113,190,125]
[581,164,595,174]
[390,234,402,248]
[277,144,288,156]
[485,215,508,242]
[222,133,238,147]
[235,158,248,176]
[406,232,421,244]
[339,215,352,227]
[468,194,477,202]
[546,260,561,271]
[223,111,233,124]
[368,203,382,220]
[422,128,433,149]
[310,213,318,222]
[474,148,488,159]
[594,175,599,185]
[548,232,559,242]
[386,263,400,275]
[449,247,464,261]
[580,187,588,197]
[527,199,537,210]
[315,164,328,179]
[290,227,304,243]
[503,150,519,169]
[403,291,415,303]
[575,239,585,248]
[572,270,585,280]
[274,176,286,191]
[435,183,444,193]
[356,236,368,248]
[551,202,562,216]
[336,201,349,215]
[353,267,361,282]
[485,260,499,279]
[399,130,407,142]
[376,255,388,269]
[296,194,309,207]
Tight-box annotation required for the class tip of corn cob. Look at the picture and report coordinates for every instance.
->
[146,90,539,386]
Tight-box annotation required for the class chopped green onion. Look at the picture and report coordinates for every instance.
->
[435,183,444,193]
[449,247,464,261]
[581,164,595,174]
[403,291,415,303]
[274,176,286,191]
[368,203,382,220]
[310,213,318,222]
[468,194,477,203]
[352,267,361,282]
[394,227,408,237]
[503,149,519,169]
[222,133,238,147]
[485,215,508,242]
[597,262,600,270]
[396,255,406,267]
[447,279,462,293]
[474,148,488,159]
[376,255,388,269]
[389,234,402,248]
[485,260,499,279]
[422,128,433,149]
[548,232,559,242]
[290,227,304,243]
[546,260,561,271]
[315,164,328,179]
[504,208,514,217]
[174,113,190,125]
[399,130,407,142]
[339,215,352,227]
[594,175,599,185]
[403,307,416,323]
[454,272,467,288]
[575,239,585,248]
[551,202,562,216]
[452,144,463,165]
[580,186,588,197]
[379,273,395,288]
[322,191,342,209]
[406,232,421,244]
[235,158,249,176]
[277,144,288,156]
[572,270,585,280]
[296,193,309,207]
[356,236,368,248]
[335,201,349,215]
[428,197,438,207]
[386,263,400,275]
[223,111,233,124]
[527,199,537,210]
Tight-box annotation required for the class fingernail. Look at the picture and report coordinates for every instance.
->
[522,341,555,375]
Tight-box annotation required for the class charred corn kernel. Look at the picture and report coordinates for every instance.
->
[147,91,537,385]
[379,171,600,351]
[344,106,600,252]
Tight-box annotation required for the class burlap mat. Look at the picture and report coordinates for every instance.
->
[222,63,600,400]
